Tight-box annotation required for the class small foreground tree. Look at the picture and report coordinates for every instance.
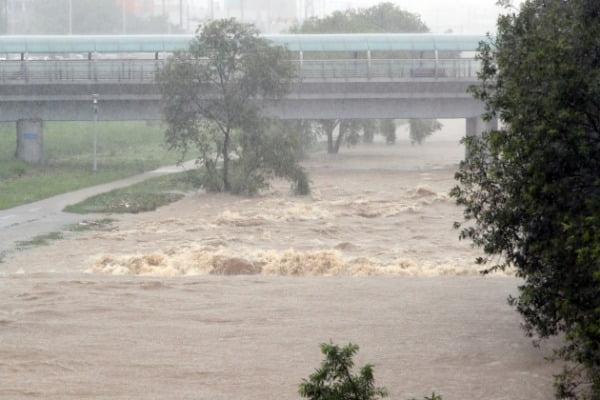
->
[299,342,388,400]
[300,342,442,400]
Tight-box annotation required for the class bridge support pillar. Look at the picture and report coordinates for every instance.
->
[16,119,44,164]
[466,116,497,138]
[465,116,498,159]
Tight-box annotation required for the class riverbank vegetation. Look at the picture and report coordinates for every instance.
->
[63,171,196,214]
[300,342,442,400]
[0,121,184,210]
[290,3,442,153]
[158,19,309,196]
[452,0,600,397]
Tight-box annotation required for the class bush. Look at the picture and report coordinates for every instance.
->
[299,342,388,400]
[299,342,441,400]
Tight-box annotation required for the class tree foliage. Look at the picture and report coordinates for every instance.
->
[361,120,377,144]
[451,0,600,398]
[291,2,439,151]
[299,342,388,400]
[290,2,428,34]
[409,120,442,145]
[299,342,443,400]
[380,119,397,145]
[158,19,308,195]
[314,119,375,154]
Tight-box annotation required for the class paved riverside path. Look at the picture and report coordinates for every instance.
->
[0,162,194,255]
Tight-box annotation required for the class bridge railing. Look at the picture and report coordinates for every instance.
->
[299,59,479,80]
[0,59,161,83]
[0,58,481,83]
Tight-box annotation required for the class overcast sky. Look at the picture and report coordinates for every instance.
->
[323,0,525,34]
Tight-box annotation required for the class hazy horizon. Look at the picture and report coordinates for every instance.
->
[320,0,525,34]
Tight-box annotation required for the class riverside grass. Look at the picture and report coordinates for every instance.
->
[15,231,64,250]
[0,121,184,210]
[63,171,197,214]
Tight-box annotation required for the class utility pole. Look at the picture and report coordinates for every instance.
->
[161,0,167,33]
[179,0,183,30]
[23,0,29,34]
[68,0,72,34]
[122,0,127,34]
[240,0,244,22]
[305,0,315,20]
[92,94,99,172]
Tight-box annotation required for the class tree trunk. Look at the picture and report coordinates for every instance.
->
[222,130,230,191]
[333,120,346,153]
[323,120,340,154]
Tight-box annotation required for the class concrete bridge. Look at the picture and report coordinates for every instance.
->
[0,58,483,121]
[0,34,495,163]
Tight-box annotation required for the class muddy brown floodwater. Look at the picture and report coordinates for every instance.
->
[1,140,559,399]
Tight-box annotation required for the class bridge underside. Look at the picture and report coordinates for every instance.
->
[0,98,485,121]
[0,80,484,121]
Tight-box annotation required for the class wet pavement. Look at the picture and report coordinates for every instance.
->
[0,163,192,254]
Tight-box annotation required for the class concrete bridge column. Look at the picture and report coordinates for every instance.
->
[466,115,498,138]
[465,116,498,159]
[16,119,44,164]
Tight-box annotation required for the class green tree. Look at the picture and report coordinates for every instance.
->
[290,2,428,34]
[291,2,439,152]
[158,19,307,195]
[299,342,389,400]
[450,0,600,398]
[300,342,443,400]
[361,120,377,144]
[316,119,340,154]
[409,119,442,145]
[380,119,396,145]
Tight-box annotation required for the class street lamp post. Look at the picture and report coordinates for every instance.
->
[68,0,72,34]
[92,94,99,171]
[122,2,127,34]
[179,0,183,30]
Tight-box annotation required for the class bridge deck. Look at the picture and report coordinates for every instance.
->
[0,35,485,121]
[0,34,488,54]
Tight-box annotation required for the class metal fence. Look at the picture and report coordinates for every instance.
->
[299,59,480,80]
[0,58,481,83]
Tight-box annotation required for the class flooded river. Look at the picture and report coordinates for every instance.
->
[0,138,558,399]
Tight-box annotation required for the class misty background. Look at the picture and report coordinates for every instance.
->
[0,0,522,142]
[1,0,524,35]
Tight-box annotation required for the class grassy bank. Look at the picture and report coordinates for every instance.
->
[0,121,185,210]
[63,171,198,214]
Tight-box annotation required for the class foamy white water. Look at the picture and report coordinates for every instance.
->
[0,141,558,399]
